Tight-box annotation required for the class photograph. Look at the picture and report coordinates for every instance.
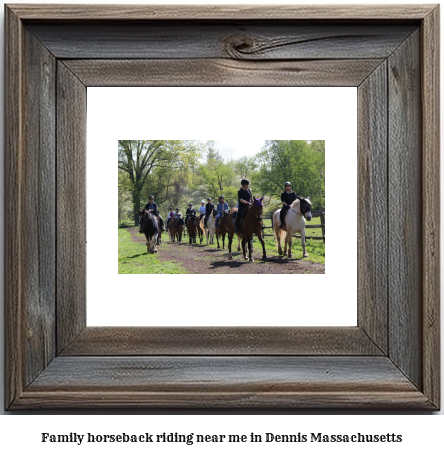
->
[118,139,325,274]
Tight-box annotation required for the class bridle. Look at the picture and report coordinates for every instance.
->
[289,198,311,219]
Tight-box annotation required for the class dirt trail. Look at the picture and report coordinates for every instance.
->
[128,228,325,275]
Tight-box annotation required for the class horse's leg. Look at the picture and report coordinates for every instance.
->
[283,233,289,256]
[301,229,308,258]
[228,233,234,260]
[259,233,267,260]
[242,238,248,261]
[248,237,254,262]
[153,233,159,252]
[237,236,241,252]
[222,233,226,250]
[216,233,220,249]
[287,233,293,258]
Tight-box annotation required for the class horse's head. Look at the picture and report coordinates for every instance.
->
[252,196,264,222]
[300,197,313,221]
[139,209,157,233]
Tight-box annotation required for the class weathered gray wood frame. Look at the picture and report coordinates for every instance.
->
[5,5,440,409]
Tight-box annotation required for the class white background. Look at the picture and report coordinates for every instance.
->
[0,0,442,447]
[88,87,357,326]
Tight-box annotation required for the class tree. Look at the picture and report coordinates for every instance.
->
[118,140,201,224]
[255,140,325,209]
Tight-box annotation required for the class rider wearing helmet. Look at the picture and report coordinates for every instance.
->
[174,207,182,219]
[144,195,164,231]
[166,206,175,228]
[216,195,229,229]
[279,181,297,229]
[204,197,214,228]
[198,200,206,222]
[235,179,253,232]
[185,202,196,225]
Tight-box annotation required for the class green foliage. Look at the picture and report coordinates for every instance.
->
[118,140,203,223]
[255,140,325,209]
[118,139,325,223]
[118,229,188,274]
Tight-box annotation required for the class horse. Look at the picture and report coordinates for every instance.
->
[186,214,198,244]
[273,197,313,258]
[173,217,185,243]
[215,211,232,250]
[198,216,210,244]
[196,215,205,244]
[206,209,218,245]
[138,209,159,254]
[226,197,266,262]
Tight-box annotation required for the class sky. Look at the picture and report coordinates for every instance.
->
[205,139,266,160]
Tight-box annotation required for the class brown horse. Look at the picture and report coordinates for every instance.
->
[226,197,266,262]
[187,214,198,244]
[216,212,230,249]
[169,217,185,243]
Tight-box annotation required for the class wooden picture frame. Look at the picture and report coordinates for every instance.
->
[5,4,440,410]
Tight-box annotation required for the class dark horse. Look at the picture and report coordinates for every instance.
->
[138,209,160,254]
[216,211,230,249]
[226,197,266,262]
[170,217,185,244]
[187,214,198,244]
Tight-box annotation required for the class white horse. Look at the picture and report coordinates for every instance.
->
[273,197,313,258]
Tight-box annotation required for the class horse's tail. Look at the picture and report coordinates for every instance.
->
[273,211,285,244]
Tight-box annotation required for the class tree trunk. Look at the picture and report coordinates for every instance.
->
[133,189,141,226]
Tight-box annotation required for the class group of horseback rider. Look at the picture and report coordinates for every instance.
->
[143,179,298,233]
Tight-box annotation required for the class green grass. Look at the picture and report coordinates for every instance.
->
[118,228,188,274]
[251,216,325,264]
[251,236,325,264]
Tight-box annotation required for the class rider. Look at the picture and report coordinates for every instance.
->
[216,195,229,229]
[235,179,253,232]
[185,202,196,225]
[166,206,174,228]
[197,200,206,222]
[204,197,214,228]
[144,195,164,231]
[174,207,182,221]
[279,181,297,229]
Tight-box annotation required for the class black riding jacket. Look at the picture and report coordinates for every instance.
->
[238,187,253,212]
[205,203,214,216]
[186,208,196,217]
[281,191,297,206]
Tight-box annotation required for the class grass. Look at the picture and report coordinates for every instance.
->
[118,228,188,274]
[250,236,325,264]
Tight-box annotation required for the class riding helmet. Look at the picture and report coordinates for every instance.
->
[169,207,173,210]
[149,195,154,200]
[201,200,205,204]
[241,179,250,186]
[207,197,212,201]
[219,195,225,200]
[189,202,193,205]
[176,207,180,211]
[284,181,292,188]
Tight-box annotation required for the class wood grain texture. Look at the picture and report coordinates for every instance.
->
[27,22,416,60]
[61,327,382,356]
[388,30,422,389]
[357,62,388,354]
[21,28,57,387]
[7,4,435,20]
[4,5,440,410]
[56,62,87,354]
[63,58,384,87]
[421,6,440,409]
[5,4,24,410]
[13,356,433,409]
